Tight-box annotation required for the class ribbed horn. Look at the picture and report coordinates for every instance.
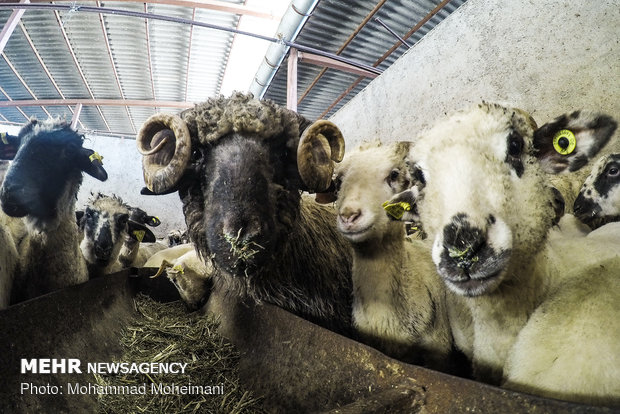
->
[137,113,192,194]
[297,120,345,192]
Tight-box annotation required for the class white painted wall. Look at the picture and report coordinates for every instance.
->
[330,0,620,148]
[77,134,186,239]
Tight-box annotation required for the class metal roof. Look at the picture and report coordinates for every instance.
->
[263,0,467,120]
[0,0,466,137]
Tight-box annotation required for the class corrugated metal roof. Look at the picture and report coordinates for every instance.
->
[0,0,466,136]
[263,0,467,120]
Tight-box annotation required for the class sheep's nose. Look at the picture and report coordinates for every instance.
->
[338,207,361,228]
[223,217,264,244]
[94,243,111,257]
[0,183,27,217]
[443,215,485,271]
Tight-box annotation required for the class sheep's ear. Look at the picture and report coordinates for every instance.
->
[0,133,20,160]
[383,186,421,222]
[533,111,617,174]
[550,187,565,226]
[127,220,156,243]
[315,180,337,204]
[145,215,161,227]
[79,148,108,181]
[76,211,84,228]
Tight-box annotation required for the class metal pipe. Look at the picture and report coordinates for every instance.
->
[374,17,411,48]
[0,3,382,78]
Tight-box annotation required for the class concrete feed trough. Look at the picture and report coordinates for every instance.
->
[0,270,614,413]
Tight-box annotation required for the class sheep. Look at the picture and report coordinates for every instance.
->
[0,119,108,304]
[166,229,190,247]
[78,193,159,277]
[148,247,214,310]
[385,103,619,403]
[136,93,353,333]
[117,206,165,268]
[573,153,620,229]
[328,141,461,371]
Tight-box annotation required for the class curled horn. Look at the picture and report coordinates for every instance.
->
[150,259,173,278]
[137,113,192,194]
[297,120,345,192]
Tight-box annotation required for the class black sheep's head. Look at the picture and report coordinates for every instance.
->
[137,94,344,279]
[0,119,107,227]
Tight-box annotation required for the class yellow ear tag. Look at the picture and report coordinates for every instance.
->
[1,132,7,145]
[382,200,412,220]
[89,152,104,163]
[172,264,184,274]
[552,129,576,155]
[133,230,145,243]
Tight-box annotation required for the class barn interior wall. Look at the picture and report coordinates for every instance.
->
[77,135,186,240]
[330,0,619,149]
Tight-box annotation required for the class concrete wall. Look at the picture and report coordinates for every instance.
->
[330,0,620,148]
[77,135,186,240]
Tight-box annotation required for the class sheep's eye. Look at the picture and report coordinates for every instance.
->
[116,215,128,227]
[333,176,342,193]
[191,148,203,162]
[508,132,523,157]
[389,169,399,182]
[607,166,620,177]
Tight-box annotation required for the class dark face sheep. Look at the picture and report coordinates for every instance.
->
[79,194,131,267]
[0,119,108,303]
[137,93,352,331]
[1,119,107,228]
[573,154,620,229]
[79,194,158,271]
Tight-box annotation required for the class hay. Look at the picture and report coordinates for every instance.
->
[97,294,266,414]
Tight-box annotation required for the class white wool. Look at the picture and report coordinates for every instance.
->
[408,103,620,404]
[334,143,455,370]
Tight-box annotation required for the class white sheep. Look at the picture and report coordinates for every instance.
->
[573,153,620,229]
[147,245,213,310]
[329,141,459,371]
[0,119,108,304]
[386,103,619,404]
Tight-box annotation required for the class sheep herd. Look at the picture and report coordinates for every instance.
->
[1,94,619,407]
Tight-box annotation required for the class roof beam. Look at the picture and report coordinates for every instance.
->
[0,3,382,78]
[0,85,32,121]
[0,99,195,108]
[1,52,54,120]
[298,51,379,79]
[0,0,29,54]
[29,0,279,20]
[70,103,82,129]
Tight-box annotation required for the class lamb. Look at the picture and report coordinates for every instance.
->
[386,103,619,404]
[328,141,458,371]
[147,246,213,310]
[573,153,620,229]
[0,119,108,304]
[166,229,190,247]
[137,93,353,333]
[117,206,165,268]
[78,193,158,276]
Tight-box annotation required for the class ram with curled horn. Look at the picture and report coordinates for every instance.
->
[137,93,353,333]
